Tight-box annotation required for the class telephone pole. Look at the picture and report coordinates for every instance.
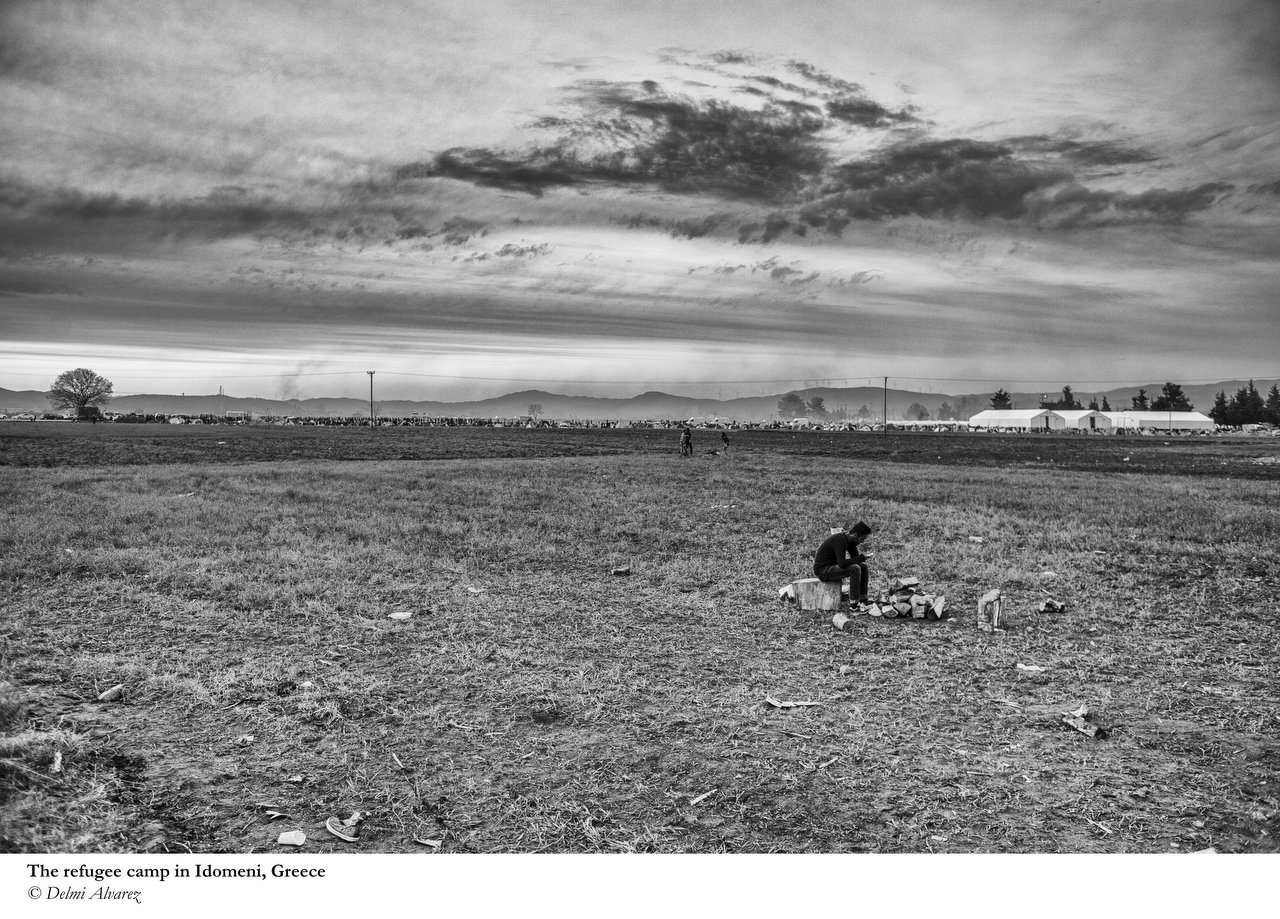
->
[883,377,888,436]
[367,371,375,429]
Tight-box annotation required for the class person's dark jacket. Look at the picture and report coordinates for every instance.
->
[813,532,866,575]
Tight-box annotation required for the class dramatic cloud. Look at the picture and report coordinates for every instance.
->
[1,1,1277,398]
[399,57,1241,235]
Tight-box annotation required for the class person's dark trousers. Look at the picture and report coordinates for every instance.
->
[816,563,868,601]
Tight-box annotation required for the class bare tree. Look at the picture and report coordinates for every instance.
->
[47,368,114,417]
[527,402,544,421]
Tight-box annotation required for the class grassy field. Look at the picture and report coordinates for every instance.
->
[1,425,1278,853]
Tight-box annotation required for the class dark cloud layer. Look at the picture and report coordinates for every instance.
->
[1034,181,1234,226]
[404,86,833,202]
[1008,136,1160,167]
[397,55,1233,238]
[818,140,1064,220]
[0,179,310,236]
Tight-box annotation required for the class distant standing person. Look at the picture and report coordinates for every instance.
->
[679,427,693,457]
[813,521,873,607]
[721,431,730,453]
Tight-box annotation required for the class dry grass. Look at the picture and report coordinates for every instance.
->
[1,429,1278,853]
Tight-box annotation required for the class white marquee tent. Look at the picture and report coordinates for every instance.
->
[1100,411,1215,432]
[967,409,1066,431]
[1055,409,1113,432]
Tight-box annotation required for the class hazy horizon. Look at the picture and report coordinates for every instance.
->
[3,2,1278,400]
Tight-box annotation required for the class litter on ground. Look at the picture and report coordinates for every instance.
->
[1063,703,1110,740]
[326,813,363,842]
[764,696,822,709]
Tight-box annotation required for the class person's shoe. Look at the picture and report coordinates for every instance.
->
[326,812,363,842]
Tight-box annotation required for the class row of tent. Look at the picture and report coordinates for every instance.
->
[964,409,1216,432]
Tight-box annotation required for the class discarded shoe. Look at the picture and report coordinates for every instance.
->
[325,812,363,842]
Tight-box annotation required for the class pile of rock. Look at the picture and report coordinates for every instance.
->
[856,577,948,621]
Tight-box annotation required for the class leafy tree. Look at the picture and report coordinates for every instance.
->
[1087,396,1099,411]
[806,395,827,417]
[47,368,113,416]
[905,402,930,421]
[1265,384,1280,425]
[937,401,954,421]
[1208,390,1229,425]
[1150,382,1193,412]
[1130,388,1149,410]
[855,404,871,420]
[777,392,806,419]
[1100,395,1112,412]
[527,402,543,421]
[989,388,1012,409]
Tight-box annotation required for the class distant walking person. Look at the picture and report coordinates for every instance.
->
[721,431,730,453]
[814,521,873,607]
[679,427,693,457]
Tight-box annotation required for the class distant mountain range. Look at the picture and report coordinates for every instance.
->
[2,381,1274,422]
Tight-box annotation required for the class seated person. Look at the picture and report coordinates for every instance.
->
[813,521,873,606]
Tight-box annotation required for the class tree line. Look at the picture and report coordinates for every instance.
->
[1207,381,1279,426]
[984,380,1279,425]
[37,368,1280,428]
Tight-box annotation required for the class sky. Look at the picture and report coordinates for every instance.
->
[1,0,1278,400]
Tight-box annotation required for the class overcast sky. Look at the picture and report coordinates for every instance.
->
[2,0,1278,400]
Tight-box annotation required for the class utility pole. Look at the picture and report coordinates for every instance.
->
[367,371,375,429]
[883,377,888,435]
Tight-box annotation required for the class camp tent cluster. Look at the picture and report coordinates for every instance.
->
[965,409,1215,432]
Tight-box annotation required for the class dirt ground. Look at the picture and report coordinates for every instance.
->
[1,424,1277,853]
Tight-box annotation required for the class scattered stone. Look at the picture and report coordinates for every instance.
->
[97,684,125,702]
